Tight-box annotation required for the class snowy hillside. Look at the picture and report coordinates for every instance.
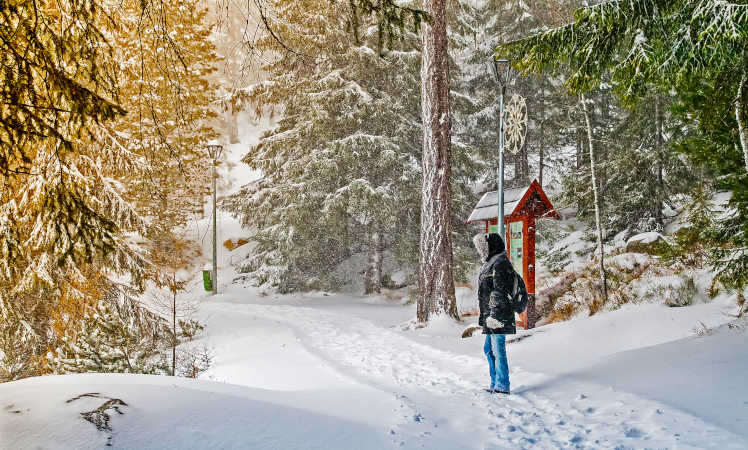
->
[3,137,748,449]
[3,287,746,449]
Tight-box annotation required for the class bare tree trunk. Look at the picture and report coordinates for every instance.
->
[576,128,583,170]
[364,226,379,295]
[227,101,240,144]
[417,0,458,322]
[172,286,177,377]
[736,74,748,173]
[538,81,545,187]
[580,94,608,303]
[364,229,374,295]
[655,96,664,226]
[371,229,383,294]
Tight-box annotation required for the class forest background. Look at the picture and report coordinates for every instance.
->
[2,0,745,382]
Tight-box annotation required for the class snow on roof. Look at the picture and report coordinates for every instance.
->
[466,185,530,222]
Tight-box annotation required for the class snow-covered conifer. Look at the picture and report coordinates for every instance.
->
[50,299,166,374]
[226,0,425,293]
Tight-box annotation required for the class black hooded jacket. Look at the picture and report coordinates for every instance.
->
[477,233,516,335]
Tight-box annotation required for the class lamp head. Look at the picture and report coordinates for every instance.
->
[487,56,514,88]
[206,139,223,159]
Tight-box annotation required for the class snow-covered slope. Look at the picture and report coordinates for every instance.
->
[0,373,389,449]
[4,124,747,449]
[4,289,745,449]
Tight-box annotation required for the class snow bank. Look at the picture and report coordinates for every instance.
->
[0,374,387,450]
[626,231,665,246]
[561,318,748,440]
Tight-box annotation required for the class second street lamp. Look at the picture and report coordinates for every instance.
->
[206,139,223,295]
[487,56,516,239]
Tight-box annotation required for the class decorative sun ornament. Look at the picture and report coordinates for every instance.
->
[503,94,528,155]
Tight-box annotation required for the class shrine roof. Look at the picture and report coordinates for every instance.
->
[466,179,557,223]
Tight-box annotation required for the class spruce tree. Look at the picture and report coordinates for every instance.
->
[50,300,166,374]
[502,0,748,288]
[1,0,215,380]
[225,0,424,293]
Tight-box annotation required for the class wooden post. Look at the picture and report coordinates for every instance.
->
[526,216,537,329]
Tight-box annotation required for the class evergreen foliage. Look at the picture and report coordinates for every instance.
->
[347,0,430,54]
[1,0,217,381]
[501,0,748,290]
[0,133,150,380]
[225,0,424,292]
[0,0,125,177]
[451,0,579,191]
[49,299,168,374]
[658,183,718,268]
[561,88,696,237]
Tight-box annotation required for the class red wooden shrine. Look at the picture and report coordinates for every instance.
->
[466,179,558,329]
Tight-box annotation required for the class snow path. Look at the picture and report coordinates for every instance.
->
[207,301,746,449]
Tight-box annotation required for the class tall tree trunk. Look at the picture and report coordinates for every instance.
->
[736,74,748,173]
[227,101,240,144]
[372,228,383,293]
[417,0,457,322]
[364,228,374,294]
[580,94,608,304]
[364,226,384,294]
[538,80,545,187]
[655,95,664,226]
[172,286,177,377]
[576,128,583,170]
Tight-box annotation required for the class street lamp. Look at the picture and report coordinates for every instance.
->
[487,56,516,239]
[206,139,223,295]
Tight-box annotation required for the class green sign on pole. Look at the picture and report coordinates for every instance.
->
[202,270,213,292]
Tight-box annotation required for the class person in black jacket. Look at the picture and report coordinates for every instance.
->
[474,232,516,394]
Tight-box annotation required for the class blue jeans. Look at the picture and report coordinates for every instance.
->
[484,334,509,392]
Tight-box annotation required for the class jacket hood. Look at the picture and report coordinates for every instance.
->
[473,234,490,262]
[486,233,505,260]
[473,233,505,262]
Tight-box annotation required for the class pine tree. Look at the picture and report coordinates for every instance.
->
[560,87,696,237]
[1,0,216,381]
[450,0,579,192]
[49,299,166,374]
[0,131,150,380]
[417,0,460,321]
[502,0,748,288]
[225,0,425,293]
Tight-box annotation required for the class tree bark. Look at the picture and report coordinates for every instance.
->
[372,229,383,293]
[417,0,458,322]
[172,285,177,377]
[736,74,748,173]
[364,226,383,294]
[655,95,664,226]
[538,81,545,187]
[364,228,374,294]
[580,94,608,304]
[227,101,240,144]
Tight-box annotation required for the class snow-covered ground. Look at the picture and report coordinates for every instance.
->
[3,285,746,449]
[3,121,747,449]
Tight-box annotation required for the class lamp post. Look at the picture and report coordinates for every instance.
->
[487,56,515,239]
[206,139,223,295]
